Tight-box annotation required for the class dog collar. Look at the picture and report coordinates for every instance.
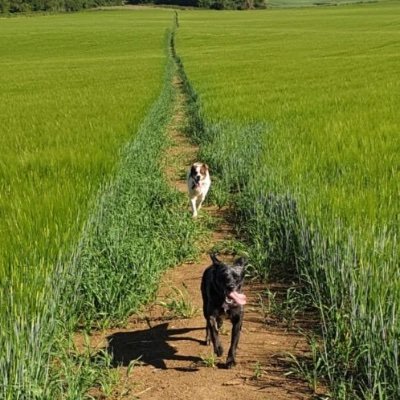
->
[222,299,236,312]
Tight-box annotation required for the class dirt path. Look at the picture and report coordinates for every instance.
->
[81,74,315,400]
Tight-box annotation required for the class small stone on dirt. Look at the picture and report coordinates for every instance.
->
[223,378,243,386]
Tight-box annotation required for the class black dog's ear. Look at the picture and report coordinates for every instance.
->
[234,257,248,267]
[210,253,223,267]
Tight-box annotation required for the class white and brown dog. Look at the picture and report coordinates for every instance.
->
[187,162,211,218]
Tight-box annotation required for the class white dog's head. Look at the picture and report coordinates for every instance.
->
[189,162,209,189]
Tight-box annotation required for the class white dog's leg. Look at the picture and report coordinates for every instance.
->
[190,198,198,218]
[196,194,204,213]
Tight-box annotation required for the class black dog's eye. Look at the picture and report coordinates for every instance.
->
[232,272,241,282]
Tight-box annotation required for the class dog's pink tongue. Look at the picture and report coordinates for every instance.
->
[228,291,247,305]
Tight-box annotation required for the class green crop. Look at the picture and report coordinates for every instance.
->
[0,9,180,399]
[177,2,399,397]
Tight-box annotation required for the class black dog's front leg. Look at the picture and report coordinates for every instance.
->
[226,311,243,368]
[205,319,211,346]
[208,315,223,357]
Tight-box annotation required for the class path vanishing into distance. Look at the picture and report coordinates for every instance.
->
[74,48,320,399]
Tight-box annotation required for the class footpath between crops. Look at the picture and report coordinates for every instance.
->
[73,43,323,398]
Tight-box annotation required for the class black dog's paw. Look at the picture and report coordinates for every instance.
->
[226,357,236,369]
[215,345,223,357]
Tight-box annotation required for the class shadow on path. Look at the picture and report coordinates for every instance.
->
[107,322,204,370]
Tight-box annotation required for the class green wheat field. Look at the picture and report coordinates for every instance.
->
[177,3,399,397]
[1,1,399,398]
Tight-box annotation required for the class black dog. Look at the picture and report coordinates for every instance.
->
[200,254,247,368]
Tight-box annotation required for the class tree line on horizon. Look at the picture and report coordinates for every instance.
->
[0,0,265,13]
[130,0,267,9]
[0,0,122,12]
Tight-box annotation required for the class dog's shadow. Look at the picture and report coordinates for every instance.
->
[106,322,204,371]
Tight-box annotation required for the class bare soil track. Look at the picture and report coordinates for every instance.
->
[78,75,317,399]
